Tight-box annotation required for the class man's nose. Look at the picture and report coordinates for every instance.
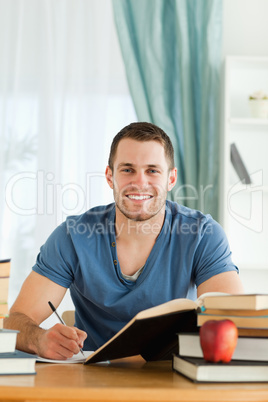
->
[133,171,147,187]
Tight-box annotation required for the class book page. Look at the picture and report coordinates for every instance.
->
[36,350,93,364]
[136,291,230,319]
[135,298,198,320]
[196,291,229,305]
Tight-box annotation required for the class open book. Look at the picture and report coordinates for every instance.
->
[85,294,222,365]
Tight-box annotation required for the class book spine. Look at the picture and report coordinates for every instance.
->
[0,260,10,315]
[197,314,268,328]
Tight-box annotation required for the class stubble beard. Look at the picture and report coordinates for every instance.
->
[113,185,168,222]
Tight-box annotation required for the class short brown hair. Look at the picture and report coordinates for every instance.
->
[108,122,175,170]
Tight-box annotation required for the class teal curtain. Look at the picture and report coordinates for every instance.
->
[112,0,222,220]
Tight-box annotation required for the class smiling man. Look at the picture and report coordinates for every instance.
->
[105,134,177,278]
[107,136,176,222]
[4,122,243,360]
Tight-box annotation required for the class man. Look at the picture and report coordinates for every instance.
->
[4,122,243,360]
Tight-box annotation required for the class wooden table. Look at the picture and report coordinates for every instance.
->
[0,356,268,402]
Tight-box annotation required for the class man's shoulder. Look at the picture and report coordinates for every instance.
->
[165,201,227,250]
[62,203,115,239]
[166,200,212,223]
[66,203,115,225]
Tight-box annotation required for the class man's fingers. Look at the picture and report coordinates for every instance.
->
[52,324,87,352]
[45,325,78,354]
[55,323,79,340]
[60,337,81,355]
[40,324,87,360]
[74,327,88,345]
[46,343,76,360]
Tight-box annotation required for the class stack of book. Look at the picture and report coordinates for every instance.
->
[0,259,11,328]
[0,259,36,375]
[173,293,268,382]
[0,329,36,375]
[197,293,268,335]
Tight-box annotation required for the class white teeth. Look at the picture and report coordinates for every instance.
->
[127,195,151,200]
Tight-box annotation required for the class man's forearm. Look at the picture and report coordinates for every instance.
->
[4,312,45,355]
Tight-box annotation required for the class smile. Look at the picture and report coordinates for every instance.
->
[126,195,153,200]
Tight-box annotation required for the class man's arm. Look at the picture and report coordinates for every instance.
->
[4,271,87,359]
[197,271,244,298]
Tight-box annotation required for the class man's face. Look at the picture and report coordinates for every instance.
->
[105,138,177,222]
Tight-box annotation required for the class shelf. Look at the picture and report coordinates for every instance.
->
[223,57,268,274]
[229,118,268,126]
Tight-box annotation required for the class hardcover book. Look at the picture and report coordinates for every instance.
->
[0,329,18,354]
[197,313,268,328]
[0,350,36,375]
[178,332,268,362]
[172,354,268,383]
[202,293,268,310]
[85,297,199,364]
[0,259,11,318]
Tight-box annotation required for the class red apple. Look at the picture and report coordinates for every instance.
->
[199,319,238,363]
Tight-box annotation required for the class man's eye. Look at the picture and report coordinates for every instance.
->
[122,169,132,173]
[148,169,159,174]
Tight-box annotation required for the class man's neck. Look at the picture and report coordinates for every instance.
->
[115,207,166,242]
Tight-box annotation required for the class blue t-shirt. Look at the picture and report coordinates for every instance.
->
[33,201,238,350]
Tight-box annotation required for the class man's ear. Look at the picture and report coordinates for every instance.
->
[105,166,113,189]
[167,168,177,192]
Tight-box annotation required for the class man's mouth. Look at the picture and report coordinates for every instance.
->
[126,195,153,200]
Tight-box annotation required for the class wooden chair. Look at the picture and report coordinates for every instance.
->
[62,310,75,326]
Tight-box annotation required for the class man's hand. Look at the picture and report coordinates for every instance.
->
[4,272,88,359]
[37,324,87,360]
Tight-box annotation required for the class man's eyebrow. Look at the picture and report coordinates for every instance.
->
[117,163,133,168]
[147,164,162,169]
[117,163,163,169]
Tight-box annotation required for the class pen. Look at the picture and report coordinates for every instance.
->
[48,301,85,357]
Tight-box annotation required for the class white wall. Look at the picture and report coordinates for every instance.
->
[223,0,268,57]
[222,0,268,293]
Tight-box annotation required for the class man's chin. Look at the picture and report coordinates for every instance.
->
[115,196,167,222]
[117,207,160,222]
